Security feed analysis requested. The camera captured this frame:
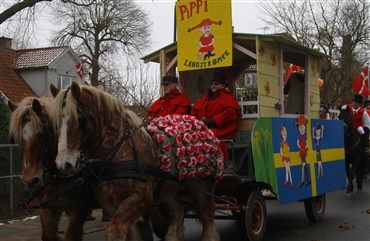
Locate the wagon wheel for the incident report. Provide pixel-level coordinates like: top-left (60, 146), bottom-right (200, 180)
top-left (237, 190), bottom-right (267, 241)
top-left (150, 204), bottom-right (169, 240)
top-left (304, 194), bottom-right (326, 222)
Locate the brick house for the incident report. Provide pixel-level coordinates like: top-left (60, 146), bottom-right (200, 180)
top-left (0, 37), bottom-right (86, 103)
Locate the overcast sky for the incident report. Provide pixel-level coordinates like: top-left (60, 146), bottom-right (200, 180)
top-left (28, 0), bottom-right (266, 55)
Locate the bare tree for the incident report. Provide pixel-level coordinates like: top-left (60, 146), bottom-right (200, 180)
top-left (0, 1), bottom-right (96, 49)
top-left (0, 0), bottom-right (50, 25)
top-left (121, 56), bottom-right (159, 109)
top-left (50, 0), bottom-right (152, 87)
top-left (259, 0), bottom-right (370, 106)
top-left (90, 51), bottom-right (159, 114)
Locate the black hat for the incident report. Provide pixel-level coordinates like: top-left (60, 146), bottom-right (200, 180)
top-left (162, 76), bottom-right (178, 85)
top-left (353, 94), bottom-right (363, 104)
top-left (364, 100), bottom-right (370, 106)
top-left (211, 71), bottom-right (228, 87)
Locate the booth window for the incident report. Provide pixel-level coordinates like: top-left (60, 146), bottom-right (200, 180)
top-left (281, 47), bottom-right (309, 116)
top-left (235, 64), bottom-right (259, 118)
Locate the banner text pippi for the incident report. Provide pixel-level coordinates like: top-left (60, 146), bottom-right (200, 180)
top-left (178, 0), bottom-right (208, 21)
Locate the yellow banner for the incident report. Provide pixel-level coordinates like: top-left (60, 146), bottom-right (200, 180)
top-left (176, 0), bottom-right (233, 71)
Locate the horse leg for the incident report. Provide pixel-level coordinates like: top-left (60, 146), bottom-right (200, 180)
top-left (39, 208), bottom-right (63, 241)
top-left (345, 158), bottom-right (355, 195)
top-left (64, 208), bottom-right (89, 241)
top-left (196, 181), bottom-right (220, 241)
top-left (356, 155), bottom-right (367, 193)
top-left (164, 197), bottom-right (185, 241)
top-left (126, 216), bottom-right (153, 241)
top-left (105, 194), bottom-right (152, 241)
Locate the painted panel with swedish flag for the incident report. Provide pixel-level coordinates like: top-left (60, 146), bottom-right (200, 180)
top-left (176, 0), bottom-right (233, 71)
top-left (252, 117), bottom-right (346, 205)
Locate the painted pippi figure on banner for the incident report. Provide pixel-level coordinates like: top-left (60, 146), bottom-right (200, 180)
top-left (296, 115), bottom-right (311, 188)
top-left (188, 18), bottom-right (222, 61)
top-left (313, 123), bottom-right (325, 179)
top-left (280, 125), bottom-right (294, 188)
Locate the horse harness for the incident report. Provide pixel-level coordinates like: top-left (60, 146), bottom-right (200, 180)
top-left (22, 92), bottom-right (229, 209)
top-left (65, 93), bottom-right (179, 195)
top-left (67, 96), bottom-right (224, 202)
top-left (20, 106), bottom-right (89, 209)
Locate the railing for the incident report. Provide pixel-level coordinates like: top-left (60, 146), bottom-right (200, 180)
top-left (329, 108), bottom-right (340, 120)
top-left (238, 96), bottom-right (259, 119)
top-left (0, 144), bottom-right (34, 220)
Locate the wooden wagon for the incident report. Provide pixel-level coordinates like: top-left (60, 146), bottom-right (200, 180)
top-left (142, 33), bottom-right (347, 241)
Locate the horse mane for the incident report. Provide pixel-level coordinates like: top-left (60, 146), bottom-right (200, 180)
top-left (51, 88), bottom-right (71, 130)
top-left (52, 84), bottom-right (148, 135)
top-left (9, 96), bottom-right (53, 144)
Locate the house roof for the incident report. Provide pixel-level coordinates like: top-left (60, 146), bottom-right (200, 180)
top-left (15, 46), bottom-right (68, 69)
top-left (0, 45), bottom-right (80, 103)
top-left (0, 49), bottom-right (37, 103)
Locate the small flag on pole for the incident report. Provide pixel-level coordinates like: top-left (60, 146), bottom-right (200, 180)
top-left (352, 65), bottom-right (370, 95)
top-left (75, 59), bottom-right (85, 79)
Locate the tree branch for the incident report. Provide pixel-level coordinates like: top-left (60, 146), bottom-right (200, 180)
top-left (0, 0), bottom-right (51, 25)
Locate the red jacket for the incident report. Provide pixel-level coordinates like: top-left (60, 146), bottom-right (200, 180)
top-left (191, 89), bottom-right (241, 159)
top-left (346, 104), bottom-right (365, 130)
top-left (148, 89), bottom-right (191, 118)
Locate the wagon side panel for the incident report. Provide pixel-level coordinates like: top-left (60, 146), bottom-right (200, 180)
top-left (256, 37), bottom-right (280, 118)
top-left (252, 117), bottom-right (346, 204)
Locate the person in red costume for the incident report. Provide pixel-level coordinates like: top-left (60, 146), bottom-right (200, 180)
top-left (342, 94), bottom-right (370, 154)
top-left (191, 71), bottom-right (241, 161)
top-left (147, 75), bottom-right (191, 118)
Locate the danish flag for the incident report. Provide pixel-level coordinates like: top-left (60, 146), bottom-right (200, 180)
top-left (75, 59), bottom-right (85, 79)
top-left (352, 65), bottom-right (370, 95)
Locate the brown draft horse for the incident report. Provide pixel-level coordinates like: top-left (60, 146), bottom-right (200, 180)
top-left (8, 96), bottom-right (91, 241)
top-left (51, 82), bottom-right (221, 241)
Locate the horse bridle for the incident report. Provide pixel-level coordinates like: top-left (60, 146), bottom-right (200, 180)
top-left (19, 107), bottom-right (68, 208)
top-left (19, 107), bottom-right (58, 178)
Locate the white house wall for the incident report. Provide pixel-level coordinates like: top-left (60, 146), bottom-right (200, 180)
top-left (19, 50), bottom-right (84, 98)
top-left (19, 69), bottom-right (49, 97)
top-left (50, 50), bottom-right (85, 86)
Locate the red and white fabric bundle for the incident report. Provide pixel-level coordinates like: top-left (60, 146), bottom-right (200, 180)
top-left (146, 115), bottom-right (224, 181)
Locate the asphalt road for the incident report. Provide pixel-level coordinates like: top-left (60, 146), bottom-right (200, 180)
top-left (84, 177), bottom-right (370, 241)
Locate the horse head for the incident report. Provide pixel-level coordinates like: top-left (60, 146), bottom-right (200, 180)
top-left (51, 82), bottom-right (144, 175)
top-left (337, 106), bottom-right (353, 136)
top-left (8, 96), bottom-right (57, 188)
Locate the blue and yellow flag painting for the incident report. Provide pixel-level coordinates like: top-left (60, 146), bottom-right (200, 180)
top-left (176, 0), bottom-right (233, 71)
top-left (252, 117), bottom-right (346, 204)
